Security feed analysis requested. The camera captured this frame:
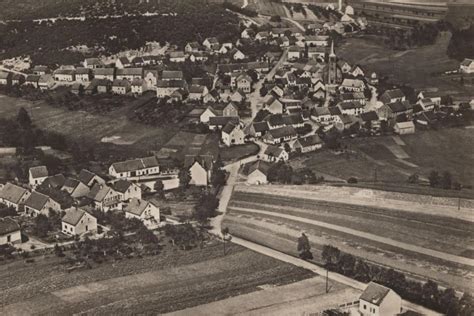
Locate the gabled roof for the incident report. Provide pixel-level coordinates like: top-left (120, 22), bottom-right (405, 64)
top-left (86, 184), bottom-right (112, 202)
top-left (0, 71), bottom-right (11, 79)
top-left (264, 114), bottom-right (285, 127)
top-left (78, 169), bottom-right (97, 185)
top-left (94, 68), bottom-right (115, 76)
top-left (156, 79), bottom-right (186, 88)
top-left (184, 155), bottom-right (213, 171)
top-left (76, 67), bottom-right (90, 75)
top-left (248, 160), bottom-right (271, 176)
top-left (29, 166), bottom-right (48, 179)
top-left (298, 135), bottom-right (322, 147)
top-left (222, 121), bottom-right (239, 134)
top-left (62, 207), bottom-right (89, 226)
top-left (112, 79), bottom-right (131, 87)
top-left (24, 191), bottom-right (50, 211)
top-left (359, 282), bottom-right (392, 306)
top-left (282, 114), bottom-right (304, 125)
top-left (62, 178), bottom-right (80, 190)
top-left (111, 156), bottom-right (159, 174)
top-left (395, 121), bottom-right (415, 129)
top-left (267, 126), bottom-right (297, 139)
top-left (461, 58), bottom-right (474, 66)
top-left (118, 57), bottom-right (130, 65)
top-left (387, 100), bottom-right (411, 113)
top-left (339, 101), bottom-right (364, 110)
top-left (360, 111), bottom-right (379, 122)
top-left (264, 145), bottom-right (285, 157)
top-left (124, 198), bottom-right (156, 216)
top-left (252, 121), bottom-right (270, 133)
top-left (116, 68), bottom-right (143, 76)
top-left (0, 218), bottom-right (20, 235)
top-left (209, 116), bottom-right (239, 126)
top-left (381, 88), bottom-right (405, 101)
top-left (26, 74), bottom-right (41, 82)
top-left (170, 51), bottom-right (185, 58)
top-left (42, 174), bottom-right (66, 189)
top-left (112, 179), bottom-right (134, 193)
top-left (85, 58), bottom-right (102, 66)
top-left (0, 183), bottom-right (28, 204)
top-left (189, 85), bottom-right (206, 94)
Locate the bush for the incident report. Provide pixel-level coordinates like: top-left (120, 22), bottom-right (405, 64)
top-left (347, 177), bottom-right (358, 184)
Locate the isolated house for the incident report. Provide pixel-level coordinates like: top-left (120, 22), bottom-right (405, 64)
top-left (184, 155), bottom-right (213, 186)
top-left (62, 207), bottom-right (97, 236)
top-left (460, 58), bottom-right (474, 73)
top-left (247, 160), bottom-right (271, 185)
top-left (359, 282), bottom-right (402, 316)
top-left (0, 183), bottom-right (30, 211)
top-left (394, 121), bottom-right (415, 135)
top-left (221, 121), bottom-right (245, 147)
top-left (0, 218), bottom-right (21, 245)
top-left (0, 71), bottom-right (12, 85)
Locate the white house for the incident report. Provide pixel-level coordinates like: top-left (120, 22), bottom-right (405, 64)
top-left (86, 184), bottom-right (122, 212)
top-left (0, 183), bottom-right (30, 211)
top-left (0, 218), bottom-right (21, 245)
top-left (109, 156), bottom-right (160, 179)
top-left (394, 121), bottom-right (415, 135)
top-left (124, 198), bottom-right (160, 228)
top-left (62, 208), bottom-right (97, 236)
top-left (359, 282), bottom-right (402, 316)
top-left (247, 160), bottom-right (271, 185)
top-left (78, 169), bottom-right (106, 187)
top-left (131, 79), bottom-right (146, 95)
top-left (116, 57), bottom-right (131, 69)
top-left (111, 79), bottom-right (131, 95)
top-left (61, 178), bottom-right (90, 198)
top-left (184, 155), bottom-right (213, 186)
top-left (263, 145), bottom-right (289, 162)
top-left (221, 121), bottom-right (245, 147)
top-left (460, 58), bottom-right (474, 73)
top-left (292, 135), bottom-right (323, 153)
top-left (112, 179), bottom-right (142, 202)
top-left (29, 166), bottom-right (48, 188)
top-left (24, 191), bottom-right (61, 217)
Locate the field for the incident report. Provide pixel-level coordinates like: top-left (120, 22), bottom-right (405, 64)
top-left (0, 242), bottom-right (314, 314)
top-left (220, 143), bottom-right (260, 162)
top-left (294, 128), bottom-right (474, 190)
top-left (338, 32), bottom-right (473, 96)
top-left (223, 185), bottom-right (474, 293)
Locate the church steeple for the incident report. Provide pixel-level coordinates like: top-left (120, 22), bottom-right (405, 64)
top-left (330, 40), bottom-right (336, 58)
top-left (328, 41), bottom-right (337, 85)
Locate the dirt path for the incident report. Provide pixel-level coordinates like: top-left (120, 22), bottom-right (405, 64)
top-left (230, 206), bottom-right (474, 267)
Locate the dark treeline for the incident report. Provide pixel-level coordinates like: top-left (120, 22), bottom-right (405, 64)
top-left (447, 25), bottom-right (474, 61)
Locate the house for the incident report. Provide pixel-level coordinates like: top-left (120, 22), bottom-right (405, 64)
top-left (61, 178), bottom-right (90, 198)
top-left (38, 74), bottom-right (55, 91)
top-left (188, 85), bottom-right (208, 101)
top-left (11, 74), bottom-right (25, 86)
top-left (70, 82), bottom-right (83, 95)
top-left (200, 106), bottom-right (220, 124)
top-left (256, 31), bottom-right (270, 41)
top-left (230, 90), bottom-right (245, 103)
top-left (265, 96), bottom-right (284, 114)
top-left (124, 198), bottom-right (160, 228)
top-left (460, 58), bottom-right (474, 73)
top-left (32, 65), bottom-right (49, 75)
top-left (360, 111), bottom-right (380, 129)
top-left (339, 78), bottom-right (365, 92)
top-left (224, 102), bottom-right (239, 117)
top-left (184, 155), bottom-right (213, 186)
top-left (42, 174), bottom-right (67, 190)
top-left (263, 145), bottom-right (289, 162)
top-left (24, 191), bottom-right (61, 217)
top-left (334, 114), bottom-right (357, 131)
top-left (359, 282), bottom-right (402, 316)
top-left (185, 41), bottom-right (202, 53)
top-left (132, 57), bottom-right (145, 67)
top-left (189, 52), bottom-right (208, 63)
top-left (53, 69), bottom-right (75, 82)
top-left (75, 67), bottom-right (91, 82)
top-left (417, 98), bottom-right (436, 111)
top-left (415, 111), bottom-right (438, 127)
top-left (378, 100), bottom-right (413, 122)
top-left (282, 114), bottom-right (305, 128)
top-left (78, 169), bottom-right (106, 187)
top-left (338, 60), bottom-right (353, 73)
top-left (341, 92), bottom-right (367, 105)
top-left (25, 75), bottom-right (41, 88)
top-left (0, 183), bottom-right (30, 211)
top-left (416, 91), bottom-right (441, 105)
top-left (62, 207), bottom-right (97, 236)
top-left (292, 135), bottom-right (323, 153)
top-left (116, 68), bottom-right (143, 81)
top-left (161, 70), bottom-right (183, 81)
top-left (394, 121), bottom-right (415, 135)
top-left (94, 79), bottom-right (112, 94)
top-left (116, 57), bottom-right (131, 69)
top-left (112, 179), bottom-right (142, 202)
top-left (29, 166), bottom-right (48, 188)
top-left (86, 183), bottom-right (122, 212)
top-left (0, 71), bottom-right (12, 85)
top-left (247, 160), bottom-right (271, 185)
top-left (203, 37), bottom-right (220, 50)
top-left (169, 51), bottom-right (186, 63)
top-left (209, 116), bottom-right (240, 130)
top-left (222, 121), bottom-right (245, 147)
top-left (288, 46), bottom-right (303, 61)
top-left (0, 218), bottom-right (21, 245)
top-left (241, 28), bottom-right (254, 39)
top-left (338, 101), bottom-right (365, 116)
top-left (264, 114), bottom-right (286, 130)
top-left (203, 90), bottom-right (220, 104)
top-left (144, 70), bottom-right (158, 90)
top-left (230, 48), bottom-right (246, 61)
top-left (308, 46), bottom-right (326, 60)
top-left (111, 79), bottom-right (131, 95)
top-left (84, 58), bottom-right (103, 69)
top-left (351, 65), bottom-right (365, 77)
top-left (380, 89), bottom-right (406, 104)
top-left (236, 73), bottom-right (252, 93)
top-left (109, 156), bottom-right (160, 179)
top-left (94, 68), bottom-right (115, 81)
top-left (131, 79), bottom-right (146, 95)
top-left (262, 126), bottom-right (297, 145)
top-left (305, 35), bottom-right (329, 47)
top-left (245, 121), bottom-right (270, 138)
top-left (156, 79), bottom-right (187, 98)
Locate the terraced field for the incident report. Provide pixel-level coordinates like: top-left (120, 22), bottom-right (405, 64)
top-left (223, 186), bottom-right (474, 292)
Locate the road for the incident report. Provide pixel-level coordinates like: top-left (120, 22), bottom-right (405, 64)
top-left (0, 66), bottom-right (27, 76)
top-left (241, 0), bottom-right (249, 9)
top-left (248, 48), bottom-right (288, 120)
top-left (282, 17), bottom-right (305, 32)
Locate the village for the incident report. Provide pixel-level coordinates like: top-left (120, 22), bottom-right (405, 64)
top-left (0, 0), bottom-right (473, 315)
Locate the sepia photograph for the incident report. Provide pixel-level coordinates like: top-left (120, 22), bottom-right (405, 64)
top-left (0, 0), bottom-right (473, 315)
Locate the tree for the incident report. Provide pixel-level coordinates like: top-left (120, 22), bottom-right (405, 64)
top-left (17, 107), bottom-right (32, 129)
top-left (154, 180), bottom-right (165, 198)
top-left (259, 86), bottom-right (268, 97)
top-left (428, 170), bottom-right (440, 188)
top-left (441, 171), bottom-right (452, 190)
top-left (422, 280), bottom-right (440, 309)
top-left (221, 227), bottom-right (231, 255)
top-left (179, 169), bottom-right (191, 189)
top-left (194, 193), bottom-right (219, 225)
top-left (164, 223), bottom-right (198, 250)
top-left (297, 233), bottom-right (313, 259)
top-left (212, 169), bottom-right (227, 188)
top-left (321, 245), bottom-right (341, 269)
top-left (407, 173), bottom-right (419, 184)
top-left (33, 214), bottom-right (51, 238)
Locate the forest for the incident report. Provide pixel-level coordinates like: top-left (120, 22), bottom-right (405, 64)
top-left (0, 1), bottom-right (240, 66)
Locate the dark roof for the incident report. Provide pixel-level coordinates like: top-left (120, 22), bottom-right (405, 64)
top-left (112, 180), bottom-right (133, 193)
top-left (267, 126), bottom-right (297, 139)
top-left (222, 122), bottom-right (239, 134)
top-left (29, 166), bottom-right (48, 179)
top-left (388, 100), bottom-right (411, 113)
top-left (78, 169), bottom-right (95, 185)
top-left (282, 114), bottom-right (304, 125)
top-left (360, 111), bottom-right (379, 122)
top-left (248, 160), bottom-right (271, 176)
top-left (253, 121), bottom-right (270, 133)
top-left (124, 198), bottom-right (154, 216)
top-left (116, 68), bottom-right (143, 76)
top-left (94, 68), bottom-right (115, 76)
top-left (24, 191), bottom-right (49, 211)
top-left (184, 155), bottom-right (213, 171)
top-left (156, 79), bottom-right (186, 88)
top-left (329, 107), bottom-right (342, 115)
top-left (111, 156), bottom-right (159, 173)
top-left (62, 208), bottom-right (88, 226)
top-left (382, 89), bottom-right (405, 102)
top-left (359, 282), bottom-right (392, 306)
top-left (264, 114), bottom-right (284, 127)
top-left (339, 101), bottom-right (364, 110)
top-left (264, 145), bottom-right (285, 157)
top-left (298, 135), bottom-right (322, 147)
top-left (62, 178), bottom-right (80, 190)
top-left (86, 184), bottom-right (112, 202)
top-left (162, 70), bottom-right (183, 80)
top-left (0, 183), bottom-right (28, 204)
top-left (209, 116), bottom-right (239, 126)
top-left (0, 218), bottom-right (20, 235)
top-left (43, 174), bottom-right (66, 189)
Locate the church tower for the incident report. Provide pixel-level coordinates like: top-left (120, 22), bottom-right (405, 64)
top-left (328, 41), bottom-right (337, 85)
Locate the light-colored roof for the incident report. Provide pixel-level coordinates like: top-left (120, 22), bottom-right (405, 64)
top-left (62, 208), bottom-right (88, 226)
top-left (29, 166), bottom-right (48, 179)
top-left (24, 191), bottom-right (50, 211)
top-left (111, 156), bottom-right (159, 174)
top-left (124, 198), bottom-right (154, 216)
top-left (0, 183), bottom-right (28, 204)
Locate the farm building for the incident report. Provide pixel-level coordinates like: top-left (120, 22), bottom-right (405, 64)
top-left (0, 218), bottom-right (21, 245)
top-left (0, 183), bottom-right (30, 211)
top-left (394, 121), bottom-right (415, 135)
top-left (247, 160), bottom-right (271, 185)
top-left (109, 157), bottom-right (160, 179)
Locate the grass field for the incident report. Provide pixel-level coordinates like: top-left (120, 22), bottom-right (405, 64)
top-left (338, 32), bottom-right (472, 96)
top-left (223, 186), bottom-right (474, 292)
top-left (0, 242), bottom-right (314, 314)
top-left (220, 143), bottom-right (260, 162)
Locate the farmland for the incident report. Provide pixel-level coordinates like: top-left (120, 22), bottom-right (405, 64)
top-left (223, 185), bottom-right (474, 293)
top-left (0, 242), bottom-right (314, 314)
top-left (338, 32), bottom-right (472, 96)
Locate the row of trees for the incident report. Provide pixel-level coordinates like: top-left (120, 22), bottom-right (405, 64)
top-left (428, 170), bottom-right (462, 190)
top-left (267, 162), bottom-right (324, 185)
top-left (321, 245), bottom-right (473, 315)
